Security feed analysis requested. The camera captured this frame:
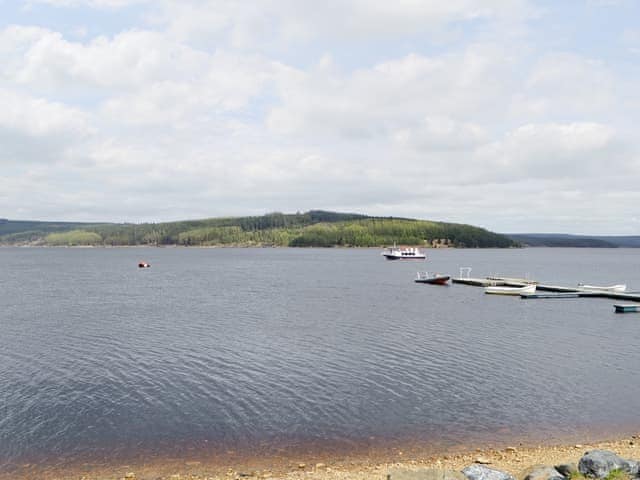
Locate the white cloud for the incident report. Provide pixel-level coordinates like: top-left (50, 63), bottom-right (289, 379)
top-left (0, 88), bottom-right (90, 137)
top-left (268, 45), bottom-right (516, 139)
top-left (100, 52), bottom-right (288, 126)
top-left (470, 122), bottom-right (623, 183)
top-left (27, 0), bottom-right (148, 8)
top-left (0, 26), bottom-right (209, 91)
top-left (393, 117), bottom-right (487, 151)
top-left (511, 53), bottom-right (615, 119)
top-left (0, 94), bottom-right (92, 178)
top-left (623, 28), bottom-right (640, 55)
top-left (0, 0), bottom-right (638, 234)
top-left (150, 0), bottom-right (534, 50)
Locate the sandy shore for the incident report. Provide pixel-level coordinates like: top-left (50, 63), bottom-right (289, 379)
top-left (5, 435), bottom-right (640, 480)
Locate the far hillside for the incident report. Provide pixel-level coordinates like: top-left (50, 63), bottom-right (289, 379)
top-left (0, 211), bottom-right (516, 248)
top-left (508, 233), bottom-right (640, 248)
top-left (0, 219), bottom-right (109, 244)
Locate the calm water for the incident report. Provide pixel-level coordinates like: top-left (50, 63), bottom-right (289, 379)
top-left (1, 247), bottom-right (640, 470)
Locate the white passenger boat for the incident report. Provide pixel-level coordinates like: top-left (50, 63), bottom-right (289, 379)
top-left (484, 284), bottom-right (536, 296)
top-left (578, 284), bottom-right (627, 292)
top-left (381, 245), bottom-right (426, 260)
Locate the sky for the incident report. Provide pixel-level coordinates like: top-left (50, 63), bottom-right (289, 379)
top-left (1, 0), bottom-right (639, 234)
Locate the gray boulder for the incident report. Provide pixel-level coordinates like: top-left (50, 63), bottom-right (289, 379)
top-left (554, 464), bottom-right (578, 478)
top-left (520, 465), bottom-right (565, 480)
top-left (578, 450), bottom-right (638, 478)
top-left (462, 465), bottom-right (515, 480)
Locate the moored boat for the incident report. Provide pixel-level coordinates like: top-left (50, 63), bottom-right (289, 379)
top-left (614, 304), bottom-right (640, 313)
top-left (415, 272), bottom-right (450, 285)
top-left (382, 245), bottom-right (426, 260)
top-left (484, 284), bottom-right (536, 296)
top-left (578, 283), bottom-right (626, 292)
top-left (138, 262), bottom-right (151, 268)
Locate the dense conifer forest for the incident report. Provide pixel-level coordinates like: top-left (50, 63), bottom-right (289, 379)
top-left (0, 211), bottom-right (517, 248)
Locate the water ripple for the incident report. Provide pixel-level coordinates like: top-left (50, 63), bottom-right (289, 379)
top-left (2, 247), bottom-right (640, 468)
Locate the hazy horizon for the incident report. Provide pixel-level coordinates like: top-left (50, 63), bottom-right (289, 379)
top-left (3, 211), bottom-right (640, 237)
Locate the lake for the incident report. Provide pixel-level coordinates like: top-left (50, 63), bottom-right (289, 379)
top-left (1, 247), bottom-right (640, 471)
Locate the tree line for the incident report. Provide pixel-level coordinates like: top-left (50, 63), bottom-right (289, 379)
top-left (0, 211), bottom-right (517, 248)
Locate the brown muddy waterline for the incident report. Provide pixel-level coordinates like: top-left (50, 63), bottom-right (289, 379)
top-left (5, 423), bottom-right (640, 480)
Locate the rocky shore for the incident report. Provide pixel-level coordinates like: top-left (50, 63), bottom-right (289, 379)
top-left (5, 436), bottom-right (640, 480)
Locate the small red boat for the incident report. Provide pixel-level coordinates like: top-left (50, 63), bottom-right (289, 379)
top-left (138, 262), bottom-right (151, 268)
top-left (415, 272), bottom-right (450, 285)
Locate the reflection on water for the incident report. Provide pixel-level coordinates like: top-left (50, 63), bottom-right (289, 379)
top-left (1, 247), bottom-right (640, 470)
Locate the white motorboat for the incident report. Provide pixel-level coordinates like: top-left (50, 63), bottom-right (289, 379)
top-left (415, 272), bottom-right (450, 285)
top-left (381, 245), bottom-right (426, 260)
top-left (484, 284), bottom-right (536, 296)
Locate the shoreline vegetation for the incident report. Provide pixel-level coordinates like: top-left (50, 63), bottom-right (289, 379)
top-left (0, 211), bottom-right (517, 248)
top-left (4, 435), bottom-right (640, 480)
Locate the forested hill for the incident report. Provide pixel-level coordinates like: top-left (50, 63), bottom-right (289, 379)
top-left (507, 233), bottom-right (640, 248)
top-left (0, 211), bottom-right (516, 248)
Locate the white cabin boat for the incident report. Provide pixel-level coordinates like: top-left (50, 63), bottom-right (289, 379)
top-left (381, 245), bottom-right (426, 260)
top-left (578, 284), bottom-right (626, 292)
top-left (484, 284), bottom-right (536, 296)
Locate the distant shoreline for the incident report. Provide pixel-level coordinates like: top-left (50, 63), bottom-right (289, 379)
top-left (0, 243), bottom-right (635, 249)
top-left (0, 243), bottom-right (458, 249)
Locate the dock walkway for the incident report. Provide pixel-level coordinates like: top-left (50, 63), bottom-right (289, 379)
top-left (452, 276), bottom-right (640, 303)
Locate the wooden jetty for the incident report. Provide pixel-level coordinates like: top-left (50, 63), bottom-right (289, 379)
top-left (452, 277), bottom-right (509, 287)
top-left (521, 292), bottom-right (585, 299)
top-left (534, 284), bottom-right (580, 293)
top-left (452, 277), bottom-right (562, 289)
top-left (452, 275), bottom-right (640, 303)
